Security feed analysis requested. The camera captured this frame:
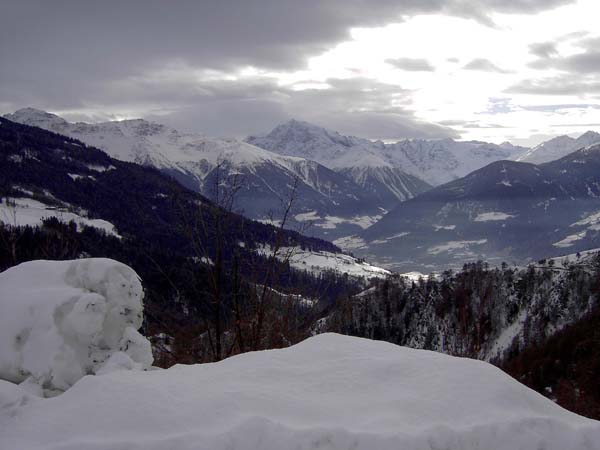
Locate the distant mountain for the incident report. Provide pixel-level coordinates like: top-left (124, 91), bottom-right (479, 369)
top-left (248, 119), bottom-right (526, 186)
top-left (516, 131), bottom-right (600, 165)
top-left (4, 109), bottom-right (399, 240)
top-left (348, 144), bottom-right (600, 271)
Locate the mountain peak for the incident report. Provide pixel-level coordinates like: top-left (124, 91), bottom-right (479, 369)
top-left (4, 107), bottom-right (68, 127)
top-left (576, 130), bottom-right (600, 144)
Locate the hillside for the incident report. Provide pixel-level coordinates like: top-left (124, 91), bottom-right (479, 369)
top-left (0, 118), bottom-right (382, 360)
top-left (352, 147), bottom-right (600, 271)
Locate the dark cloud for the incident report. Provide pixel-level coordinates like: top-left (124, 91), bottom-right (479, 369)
top-left (463, 58), bottom-right (512, 74)
top-left (528, 36), bottom-right (600, 73)
top-left (529, 42), bottom-right (558, 58)
top-left (135, 76), bottom-right (459, 139)
top-left (0, 0), bottom-right (578, 138)
top-left (386, 58), bottom-right (435, 72)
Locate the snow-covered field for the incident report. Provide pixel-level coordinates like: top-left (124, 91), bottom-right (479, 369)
top-left (0, 259), bottom-right (152, 395)
top-left (474, 211), bottom-right (515, 222)
top-left (294, 210), bottom-right (383, 230)
top-left (0, 197), bottom-right (120, 237)
top-left (428, 239), bottom-right (487, 255)
top-left (258, 245), bottom-right (390, 279)
top-left (2, 333), bottom-right (599, 450)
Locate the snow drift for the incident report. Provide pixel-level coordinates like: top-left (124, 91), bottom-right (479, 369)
top-left (0, 258), bottom-right (152, 395)
top-left (1, 333), bottom-right (599, 450)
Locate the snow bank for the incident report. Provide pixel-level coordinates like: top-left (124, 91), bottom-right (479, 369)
top-left (0, 258), bottom-right (152, 395)
top-left (1, 333), bottom-right (599, 450)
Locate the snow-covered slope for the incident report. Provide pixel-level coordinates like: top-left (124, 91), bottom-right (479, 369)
top-left (0, 259), bottom-right (152, 395)
top-left (0, 197), bottom-right (120, 237)
top-left (248, 120), bottom-right (526, 186)
top-left (4, 109), bottom-right (398, 239)
top-left (517, 131), bottom-right (600, 165)
top-left (1, 333), bottom-right (598, 450)
top-left (257, 244), bottom-right (390, 279)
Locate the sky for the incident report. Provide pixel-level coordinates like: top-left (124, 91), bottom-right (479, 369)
top-left (1, 0), bottom-right (600, 146)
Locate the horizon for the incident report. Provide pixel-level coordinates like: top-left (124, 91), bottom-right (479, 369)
top-left (4, 106), bottom-right (599, 149)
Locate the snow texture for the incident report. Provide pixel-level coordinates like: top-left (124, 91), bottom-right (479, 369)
top-left (248, 119), bottom-right (526, 185)
top-left (1, 197), bottom-right (120, 237)
top-left (1, 333), bottom-right (598, 450)
top-left (258, 245), bottom-right (390, 279)
top-left (0, 259), bottom-right (152, 395)
top-left (517, 131), bottom-right (600, 165)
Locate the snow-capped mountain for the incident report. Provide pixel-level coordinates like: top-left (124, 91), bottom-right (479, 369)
top-left (4, 109), bottom-right (397, 239)
top-left (516, 131), bottom-right (600, 165)
top-left (248, 119), bottom-right (526, 186)
top-left (347, 144), bottom-right (600, 271)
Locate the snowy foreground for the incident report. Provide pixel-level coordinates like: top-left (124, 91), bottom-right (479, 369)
top-left (1, 260), bottom-right (599, 449)
top-left (2, 332), bottom-right (600, 450)
top-left (0, 259), bottom-right (152, 395)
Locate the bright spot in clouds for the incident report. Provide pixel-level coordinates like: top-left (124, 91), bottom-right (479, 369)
top-left (272, 0), bottom-right (600, 145)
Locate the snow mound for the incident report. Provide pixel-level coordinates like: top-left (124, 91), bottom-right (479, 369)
top-left (0, 259), bottom-right (152, 395)
top-left (1, 333), bottom-right (599, 450)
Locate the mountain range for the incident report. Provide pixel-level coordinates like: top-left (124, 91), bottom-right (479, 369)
top-left (516, 131), bottom-right (600, 165)
top-left (5, 108), bottom-right (600, 260)
top-left (347, 145), bottom-right (600, 271)
top-left (4, 109), bottom-right (429, 240)
top-left (247, 119), bottom-right (528, 186)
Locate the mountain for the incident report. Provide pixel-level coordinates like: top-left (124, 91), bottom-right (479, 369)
top-left (247, 119), bottom-right (526, 186)
top-left (349, 144), bottom-right (600, 271)
top-left (4, 109), bottom-right (391, 240)
top-left (0, 117), bottom-right (387, 341)
top-left (517, 131), bottom-right (600, 165)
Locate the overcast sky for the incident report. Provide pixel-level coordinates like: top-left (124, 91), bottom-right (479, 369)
top-left (1, 0), bottom-right (599, 145)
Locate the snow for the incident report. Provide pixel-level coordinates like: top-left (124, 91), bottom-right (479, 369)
top-left (372, 232), bottom-right (411, 245)
top-left (248, 120), bottom-right (526, 186)
top-left (474, 211), bottom-right (515, 222)
top-left (434, 224), bottom-right (456, 230)
top-left (295, 212), bottom-right (384, 230)
top-left (486, 309), bottom-right (528, 362)
top-left (0, 259), bottom-right (152, 395)
top-left (428, 239), bottom-right (488, 255)
top-left (0, 197), bottom-right (120, 237)
top-left (517, 131), bottom-right (600, 164)
top-left (333, 234), bottom-right (368, 250)
top-left (257, 245), bottom-right (390, 279)
top-left (400, 271), bottom-right (429, 281)
top-left (1, 333), bottom-right (599, 450)
top-left (573, 210), bottom-right (600, 227)
top-left (294, 210), bottom-right (319, 222)
top-left (4, 108), bottom-right (307, 179)
top-left (553, 231), bottom-right (588, 248)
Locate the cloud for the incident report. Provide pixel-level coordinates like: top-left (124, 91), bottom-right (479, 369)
top-left (0, 0), bottom-right (579, 140)
top-left (529, 42), bottom-right (558, 58)
top-left (521, 103), bottom-right (600, 112)
top-left (506, 77), bottom-right (600, 95)
top-left (463, 58), bottom-right (512, 74)
top-left (142, 76), bottom-right (459, 140)
top-left (386, 58), bottom-right (435, 71)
